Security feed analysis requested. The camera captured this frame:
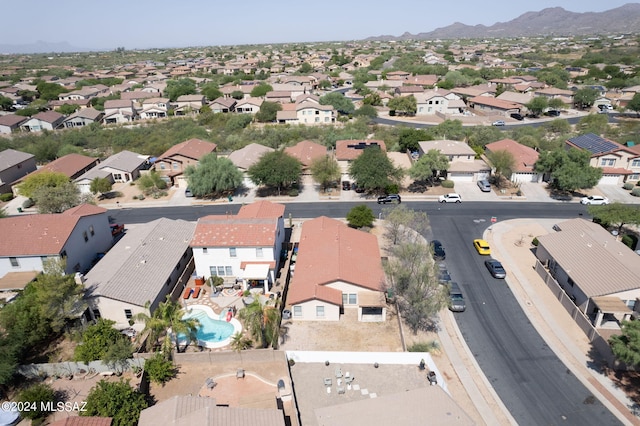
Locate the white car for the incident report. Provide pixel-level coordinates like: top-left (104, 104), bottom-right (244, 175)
top-left (580, 195), bottom-right (609, 205)
top-left (438, 193), bottom-right (462, 203)
top-left (492, 120), bottom-right (505, 126)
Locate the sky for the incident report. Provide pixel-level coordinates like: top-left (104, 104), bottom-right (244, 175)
top-left (2, 0), bottom-right (635, 51)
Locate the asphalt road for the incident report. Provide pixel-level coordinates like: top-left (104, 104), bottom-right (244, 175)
top-left (109, 201), bottom-right (620, 424)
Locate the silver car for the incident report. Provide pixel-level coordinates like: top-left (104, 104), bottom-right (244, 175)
top-left (477, 179), bottom-right (491, 192)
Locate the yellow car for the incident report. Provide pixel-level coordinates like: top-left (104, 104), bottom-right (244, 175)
top-left (473, 239), bottom-right (491, 255)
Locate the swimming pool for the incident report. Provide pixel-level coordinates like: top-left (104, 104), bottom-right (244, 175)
top-left (180, 305), bottom-right (242, 349)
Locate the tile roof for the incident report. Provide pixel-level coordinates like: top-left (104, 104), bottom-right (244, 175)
top-left (84, 218), bottom-right (196, 306)
top-left (538, 218), bottom-right (640, 297)
top-left (0, 204), bottom-right (106, 257)
top-left (31, 110), bottom-right (64, 123)
top-left (485, 139), bottom-right (539, 173)
top-left (284, 140), bottom-right (327, 167)
top-left (33, 153), bottom-right (98, 178)
top-left (0, 149), bottom-right (34, 170)
top-left (335, 140), bottom-right (386, 161)
top-left (287, 217), bottom-right (385, 305)
top-left (237, 200), bottom-right (285, 219)
top-left (469, 96), bottom-right (521, 110)
top-left (48, 416), bottom-right (112, 426)
top-left (227, 143), bottom-right (274, 170)
top-left (98, 150), bottom-right (148, 172)
top-left (158, 138), bottom-right (217, 161)
top-left (191, 216), bottom-right (279, 248)
top-left (418, 140), bottom-right (475, 156)
top-left (0, 114), bottom-right (27, 127)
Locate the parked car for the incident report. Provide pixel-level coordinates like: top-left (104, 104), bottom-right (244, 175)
top-left (510, 113), bottom-right (524, 121)
top-left (352, 183), bottom-right (365, 193)
top-left (438, 268), bottom-right (452, 284)
top-left (492, 120), bottom-right (505, 126)
top-left (580, 195), bottom-right (609, 205)
top-left (473, 239), bottom-right (491, 255)
top-left (342, 181), bottom-right (351, 191)
top-left (546, 110), bottom-right (561, 117)
top-left (438, 193), bottom-right (462, 203)
top-left (484, 259), bottom-right (506, 279)
top-left (448, 282), bottom-right (466, 312)
top-left (110, 223), bottom-right (125, 237)
top-left (477, 179), bottom-right (491, 192)
top-left (377, 194), bottom-right (401, 204)
top-left (431, 240), bottom-right (446, 260)
top-left (598, 104), bottom-right (613, 111)
top-left (185, 188), bottom-right (193, 197)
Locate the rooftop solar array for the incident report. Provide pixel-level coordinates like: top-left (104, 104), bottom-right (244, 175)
top-left (568, 133), bottom-right (619, 154)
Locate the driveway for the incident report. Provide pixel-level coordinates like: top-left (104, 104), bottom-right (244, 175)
top-left (597, 184), bottom-right (639, 204)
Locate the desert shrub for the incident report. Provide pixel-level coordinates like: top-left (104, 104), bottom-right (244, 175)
top-left (22, 198), bottom-right (35, 208)
top-left (632, 188), bottom-right (640, 197)
top-left (623, 183), bottom-right (634, 190)
top-left (407, 341), bottom-right (440, 352)
top-left (621, 234), bottom-right (638, 250)
top-left (532, 237), bottom-right (539, 246)
top-left (288, 189), bottom-right (298, 197)
top-left (0, 193), bottom-right (13, 202)
top-left (385, 184), bottom-right (399, 194)
top-left (441, 180), bottom-right (455, 188)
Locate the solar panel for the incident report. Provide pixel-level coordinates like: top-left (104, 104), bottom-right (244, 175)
top-left (568, 133), bottom-right (619, 154)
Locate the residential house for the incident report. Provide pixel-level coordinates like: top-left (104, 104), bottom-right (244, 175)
top-left (395, 86), bottom-right (424, 96)
top-left (406, 74), bottom-right (439, 87)
top-left (84, 218), bottom-right (196, 327)
top-left (286, 216), bottom-right (387, 322)
top-left (75, 150), bottom-right (149, 193)
top-left (284, 140), bottom-right (327, 171)
top-left (0, 149), bottom-right (37, 194)
top-left (496, 91), bottom-right (533, 109)
top-left (154, 138), bottom-right (217, 187)
top-left (566, 133), bottom-right (640, 184)
top-left (191, 201), bottom-right (286, 293)
top-left (174, 95), bottom-right (206, 116)
top-left (62, 107), bottom-right (104, 128)
top-left (0, 114), bottom-right (27, 134)
top-left (485, 139), bottom-right (540, 183)
top-left (138, 97), bottom-right (170, 120)
top-left (414, 91), bottom-right (465, 116)
top-left (235, 97), bottom-right (263, 114)
top-left (467, 96), bottom-right (521, 116)
top-left (120, 91), bottom-right (158, 103)
top-left (417, 140), bottom-right (490, 182)
top-left (20, 111), bottom-right (65, 132)
top-left (27, 153), bottom-right (99, 181)
top-left (209, 97), bottom-right (237, 113)
top-left (227, 143), bottom-right (274, 188)
top-left (535, 218), bottom-right (639, 330)
top-left (266, 91), bottom-right (294, 104)
top-left (58, 86), bottom-right (107, 101)
top-left (533, 87), bottom-right (574, 106)
top-left (276, 101), bottom-right (335, 125)
top-left (335, 139), bottom-right (386, 177)
top-left (0, 204), bottom-right (112, 278)
top-left (103, 100), bottom-right (137, 124)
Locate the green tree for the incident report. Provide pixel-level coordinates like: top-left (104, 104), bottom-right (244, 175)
top-left (90, 177), bottom-right (113, 195)
top-left (398, 128), bottom-right (429, 153)
top-left (133, 295), bottom-right (199, 356)
top-left (346, 204), bottom-right (375, 228)
top-left (408, 149), bottom-right (449, 186)
top-left (18, 171), bottom-right (69, 199)
top-left (201, 83), bottom-right (222, 101)
top-left (32, 181), bottom-right (81, 213)
top-left (383, 205), bottom-right (430, 245)
top-left (349, 147), bottom-right (403, 193)
top-left (552, 159), bottom-right (602, 192)
top-left (255, 101), bottom-right (282, 122)
top-left (74, 319), bottom-right (127, 364)
top-left (548, 97), bottom-right (565, 111)
top-left (319, 92), bottom-right (355, 115)
top-left (56, 103), bottom-right (79, 115)
top-left (0, 95), bottom-right (13, 111)
top-left (250, 83), bottom-right (273, 98)
top-left (388, 95), bottom-right (417, 116)
top-left (576, 114), bottom-right (609, 135)
top-left (610, 320), bottom-right (640, 368)
top-left (36, 81), bottom-right (69, 101)
top-left (82, 379), bottom-right (149, 426)
top-left (525, 96), bottom-right (548, 117)
top-left (225, 114), bottom-right (253, 132)
top-left (298, 62), bottom-right (313, 74)
top-left (136, 171), bottom-right (167, 197)
top-left (164, 78), bottom-right (196, 102)
top-left (247, 151), bottom-right (302, 195)
top-left (353, 104), bottom-right (378, 119)
top-left (17, 383), bottom-right (55, 421)
top-left (587, 203), bottom-right (640, 234)
top-left (143, 352), bottom-right (176, 384)
top-left (310, 155), bottom-right (341, 192)
top-left (626, 93), bottom-right (640, 117)
top-left (184, 153), bottom-right (243, 197)
top-left (229, 332), bottom-right (253, 352)
top-left (486, 150), bottom-right (516, 188)
top-left (237, 299), bottom-right (281, 348)
top-left (231, 90), bottom-right (245, 100)
top-left (573, 88), bottom-right (599, 110)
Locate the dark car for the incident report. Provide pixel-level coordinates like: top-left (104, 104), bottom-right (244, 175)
top-left (431, 240), bottom-right (446, 260)
top-left (342, 181), bottom-right (351, 191)
top-left (438, 268), bottom-right (452, 284)
top-left (377, 194), bottom-right (401, 204)
top-left (510, 113), bottom-right (524, 121)
top-left (484, 259), bottom-right (506, 279)
top-left (110, 223), bottom-right (125, 237)
top-left (448, 282), bottom-right (466, 312)
top-left (546, 110), bottom-right (561, 117)
top-left (352, 183), bottom-right (365, 193)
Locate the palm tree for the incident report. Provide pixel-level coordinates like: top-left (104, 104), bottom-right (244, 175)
top-left (237, 299), bottom-right (281, 348)
top-left (133, 295), bottom-right (199, 357)
top-left (229, 332), bottom-right (253, 352)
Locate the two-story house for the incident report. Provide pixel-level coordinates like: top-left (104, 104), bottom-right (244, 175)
top-left (0, 149), bottom-right (37, 194)
top-left (335, 140), bottom-right (387, 178)
top-left (415, 90), bottom-right (466, 116)
top-left (485, 139), bottom-right (541, 183)
top-left (417, 140), bottom-right (490, 182)
top-left (191, 201), bottom-right (286, 293)
top-left (103, 100), bottom-right (137, 124)
top-left (173, 95), bottom-right (206, 116)
top-left (154, 138), bottom-right (217, 187)
top-left (566, 133), bottom-right (640, 185)
top-left (138, 97), bottom-right (170, 120)
top-left (0, 204), bottom-right (112, 278)
top-left (276, 101), bottom-right (336, 125)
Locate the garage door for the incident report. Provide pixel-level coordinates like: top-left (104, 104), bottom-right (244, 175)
top-left (599, 175), bottom-right (620, 185)
top-left (449, 172), bottom-right (474, 182)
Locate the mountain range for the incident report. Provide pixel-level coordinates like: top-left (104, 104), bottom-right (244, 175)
top-left (366, 3), bottom-right (640, 41)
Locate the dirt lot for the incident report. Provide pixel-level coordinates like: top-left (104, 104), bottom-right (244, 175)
top-left (95, 181), bottom-right (176, 206)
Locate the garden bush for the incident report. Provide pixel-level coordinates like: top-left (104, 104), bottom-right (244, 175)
top-left (441, 180), bottom-right (455, 188)
top-left (623, 182), bottom-right (634, 190)
top-left (22, 198), bottom-right (35, 208)
top-left (407, 341), bottom-right (440, 353)
top-left (385, 184), bottom-right (399, 195)
top-left (0, 193), bottom-right (14, 202)
top-left (621, 234), bottom-right (638, 250)
top-left (288, 189), bottom-right (299, 197)
top-left (632, 188), bottom-right (640, 197)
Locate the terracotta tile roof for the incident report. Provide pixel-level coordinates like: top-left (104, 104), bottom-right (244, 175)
top-left (469, 96), bottom-right (521, 110)
top-left (227, 143), bottom-right (274, 170)
top-left (0, 204), bottom-right (105, 257)
top-left (191, 215), bottom-right (279, 248)
top-left (33, 153), bottom-right (99, 178)
top-left (237, 200), bottom-right (285, 219)
top-left (335, 140), bottom-right (386, 161)
top-left (287, 217), bottom-right (385, 305)
top-left (32, 110), bottom-right (64, 123)
top-left (158, 138), bottom-right (217, 161)
top-left (48, 417), bottom-right (112, 426)
top-left (485, 139), bottom-right (539, 173)
top-left (284, 140), bottom-right (327, 167)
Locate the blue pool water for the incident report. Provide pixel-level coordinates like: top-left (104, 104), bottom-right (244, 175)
top-left (183, 308), bottom-right (235, 343)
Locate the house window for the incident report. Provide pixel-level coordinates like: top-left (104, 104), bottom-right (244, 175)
top-left (92, 309), bottom-right (101, 319)
top-left (89, 225), bottom-right (95, 236)
top-left (632, 160), bottom-right (640, 167)
top-left (256, 248), bottom-right (263, 258)
top-left (600, 158), bottom-right (615, 166)
top-left (203, 247), bottom-right (208, 254)
top-left (113, 173), bottom-right (122, 181)
top-left (9, 257), bottom-right (19, 267)
top-left (40, 256), bottom-right (48, 263)
top-left (83, 231), bottom-right (88, 242)
top-left (124, 309), bottom-right (132, 319)
top-left (173, 163), bottom-right (179, 170)
top-left (316, 306), bottom-right (325, 317)
top-left (210, 266), bottom-right (232, 276)
top-left (629, 174), bottom-right (639, 181)
top-left (293, 306), bottom-right (302, 317)
top-left (225, 266), bottom-right (233, 275)
top-left (159, 163), bottom-right (166, 170)
top-left (349, 293), bottom-right (357, 304)
top-left (229, 248), bottom-right (237, 257)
